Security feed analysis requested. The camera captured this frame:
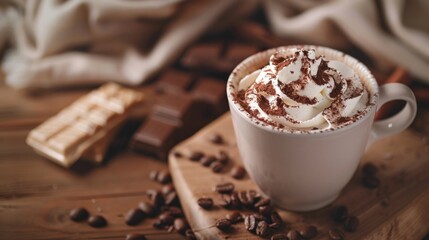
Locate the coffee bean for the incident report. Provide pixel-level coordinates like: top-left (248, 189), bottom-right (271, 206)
top-left (125, 208), bottom-right (145, 226)
top-left (287, 230), bottom-right (303, 240)
top-left (201, 155), bottom-right (216, 167)
top-left (230, 191), bottom-right (241, 208)
top-left (161, 206), bottom-right (183, 217)
top-left (69, 207), bottom-right (89, 222)
top-left (331, 205), bottom-right (348, 223)
top-left (226, 211), bottom-right (243, 223)
top-left (328, 228), bottom-right (344, 240)
top-left (344, 216), bottom-right (359, 232)
top-left (256, 220), bottom-right (269, 237)
top-left (217, 151), bottom-right (229, 164)
top-left (197, 197), bottom-right (214, 209)
top-left (149, 170), bottom-right (159, 181)
top-left (147, 189), bottom-right (165, 208)
top-left (161, 184), bottom-right (175, 195)
top-left (210, 161), bottom-right (223, 173)
top-left (244, 214), bottom-right (257, 232)
top-left (185, 229), bottom-right (197, 240)
top-left (157, 170), bottom-right (171, 184)
top-left (248, 190), bottom-right (261, 200)
top-left (362, 162), bottom-right (378, 176)
top-left (362, 175), bottom-right (380, 189)
top-left (126, 233), bottom-right (147, 240)
top-left (259, 205), bottom-right (273, 217)
top-left (230, 166), bottom-right (246, 179)
top-left (238, 190), bottom-right (255, 208)
top-left (153, 219), bottom-right (165, 229)
top-left (173, 151), bottom-right (183, 158)
top-left (214, 182), bottom-right (235, 194)
top-left (189, 151), bottom-right (204, 161)
top-left (271, 233), bottom-right (289, 240)
top-left (88, 215), bottom-right (107, 228)
top-left (296, 224), bottom-right (318, 239)
top-left (164, 191), bottom-right (179, 206)
top-left (168, 225), bottom-right (175, 232)
top-left (208, 134), bottom-right (223, 144)
top-left (269, 211), bottom-right (283, 229)
top-left (173, 218), bottom-right (189, 234)
top-left (254, 197), bottom-right (270, 208)
top-left (138, 201), bottom-right (156, 217)
top-left (216, 218), bottom-right (232, 231)
top-left (159, 212), bottom-right (174, 225)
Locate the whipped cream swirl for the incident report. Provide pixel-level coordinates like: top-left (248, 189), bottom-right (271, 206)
top-left (237, 48), bottom-right (370, 131)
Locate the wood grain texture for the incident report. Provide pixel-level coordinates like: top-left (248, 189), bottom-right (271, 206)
top-left (0, 84), bottom-right (183, 240)
top-left (170, 113), bottom-right (429, 240)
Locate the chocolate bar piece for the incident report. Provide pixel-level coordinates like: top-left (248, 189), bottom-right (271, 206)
top-left (26, 83), bottom-right (144, 167)
top-left (192, 77), bottom-right (227, 115)
top-left (155, 69), bottom-right (195, 94)
top-left (225, 43), bottom-right (259, 63)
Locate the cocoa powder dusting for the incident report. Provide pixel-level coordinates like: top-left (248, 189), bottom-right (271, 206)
top-left (282, 84), bottom-right (317, 105)
top-left (313, 59), bottom-right (331, 85)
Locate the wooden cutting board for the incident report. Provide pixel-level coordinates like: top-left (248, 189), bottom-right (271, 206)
top-left (169, 113), bottom-right (429, 240)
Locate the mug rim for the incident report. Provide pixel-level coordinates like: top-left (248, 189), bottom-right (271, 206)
top-left (226, 45), bottom-right (379, 137)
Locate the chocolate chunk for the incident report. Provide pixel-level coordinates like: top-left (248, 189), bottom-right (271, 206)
top-left (189, 151), bottom-right (204, 161)
top-left (201, 155), bottom-right (216, 167)
top-left (331, 205), bottom-right (348, 223)
top-left (216, 218), bottom-right (232, 231)
top-left (230, 166), bottom-right (246, 179)
top-left (208, 133), bottom-right (223, 144)
top-left (256, 220), bottom-right (269, 237)
top-left (180, 43), bottom-right (223, 73)
top-left (149, 170), bottom-right (159, 181)
top-left (215, 182), bottom-right (235, 194)
top-left (362, 174), bottom-right (380, 189)
top-left (287, 230), bottom-right (303, 240)
top-left (362, 162), bottom-right (378, 176)
top-left (161, 206), bottom-right (183, 217)
top-left (126, 233), bottom-right (147, 240)
top-left (226, 211), bottom-right (243, 224)
top-left (185, 229), bottom-right (197, 240)
top-left (210, 161), bottom-right (223, 173)
top-left (254, 198), bottom-right (270, 208)
top-left (296, 225), bottom-right (318, 239)
top-left (259, 205), bottom-right (273, 217)
top-left (125, 208), bottom-right (145, 226)
top-left (328, 228), bottom-right (344, 240)
top-left (244, 214), bottom-right (257, 232)
top-left (88, 215), bottom-right (107, 228)
top-left (174, 218), bottom-right (189, 234)
top-left (131, 117), bottom-right (181, 160)
top-left (161, 184), bottom-right (175, 195)
top-left (225, 43), bottom-right (259, 63)
top-left (344, 216), bottom-right (359, 232)
top-left (164, 191), bottom-right (179, 206)
top-left (192, 77), bottom-right (227, 115)
top-left (155, 69), bottom-right (194, 94)
top-left (217, 150), bottom-right (229, 164)
top-left (269, 211), bottom-right (283, 229)
top-left (156, 170), bottom-right (171, 184)
top-left (69, 207), bottom-right (89, 222)
top-left (197, 197), bottom-right (214, 209)
top-left (271, 233), bottom-right (289, 240)
top-left (138, 201), bottom-right (157, 217)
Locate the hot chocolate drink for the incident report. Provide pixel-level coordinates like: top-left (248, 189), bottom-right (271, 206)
top-left (235, 48), bottom-right (371, 132)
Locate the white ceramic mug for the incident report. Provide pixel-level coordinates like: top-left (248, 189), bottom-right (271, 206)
top-left (226, 46), bottom-right (417, 211)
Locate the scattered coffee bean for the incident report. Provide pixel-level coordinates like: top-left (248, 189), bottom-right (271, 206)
top-left (331, 205), bottom-right (348, 223)
top-left (244, 214), bottom-right (257, 232)
top-left (269, 211), bottom-right (283, 229)
top-left (138, 201), bottom-right (157, 217)
top-left (248, 190), bottom-right (261, 200)
top-left (185, 229), bottom-right (197, 240)
top-left (197, 197), bottom-right (214, 209)
top-left (208, 134), bottom-right (223, 144)
top-left (157, 170), bottom-right (172, 184)
top-left (189, 151), bottom-right (204, 161)
top-left (173, 151), bottom-right (183, 158)
top-left (69, 207), bottom-right (89, 222)
top-left (201, 155), bottom-right (216, 167)
top-left (168, 225), bottom-right (175, 232)
top-left (210, 161), bottom-right (223, 173)
top-left (226, 211), bottom-right (243, 223)
top-left (256, 220), bottom-right (269, 237)
top-left (173, 218), bottom-right (189, 234)
top-left (216, 218), bottom-right (232, 231)
top-left (362, 174), bottom-right (380, 189)
top-left (296, 224), bottom-right (318, 239)
top-left (161, 206), bottom-right (183, 217)
top-left (88, 215), bottom-right (107, 228)
top-left (125, 208), bottom-right (145, 226)
top-left (254, 197), bottom-right (270, 208)
top-left (259, 205), bottom-right (273, 217)
top-left (161, 184), bottom-right (175, 195)
top-left (328, 228), bottom-right (344, 240)
top-left (287, 230), bottom-right (303, 240)
top-left (215, 182), bottom-right (235, 194)
top-left (239, 190), bottom-right (255, 208)
top-left (159, 212), bottom-right (174, 225)
top-left (147, 189), bottom-right (165, 208)
top-left (271, 233), bottom-right (289, 240)
top-left (153, 219), bottom-right (165, 229)
top-left (126, 233), bottom-right (147, 240)
top-left (149, 170), bottom-right (159, 181)
top-left (230, 166), bottom-right (246, 179)
top-left (362, 162), bottom-right (378, 176)
top-left (164, 191), bottom-right (179, 206)
top-left (217, 150), bottom-right (229, 164)
top-left (344, 216), bottom-right (359, 232)
top-left (230, 192), bottom-right (241, 208)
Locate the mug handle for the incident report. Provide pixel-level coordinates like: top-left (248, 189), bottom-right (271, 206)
top-left (369, 83), bottom-right (417, 145)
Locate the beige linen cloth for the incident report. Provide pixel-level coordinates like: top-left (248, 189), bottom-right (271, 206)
top-left (0, 0), bottom-right (428, 89)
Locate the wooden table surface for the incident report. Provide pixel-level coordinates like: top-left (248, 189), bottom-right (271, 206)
top-left (0, 78), bottom-right (184, 239)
